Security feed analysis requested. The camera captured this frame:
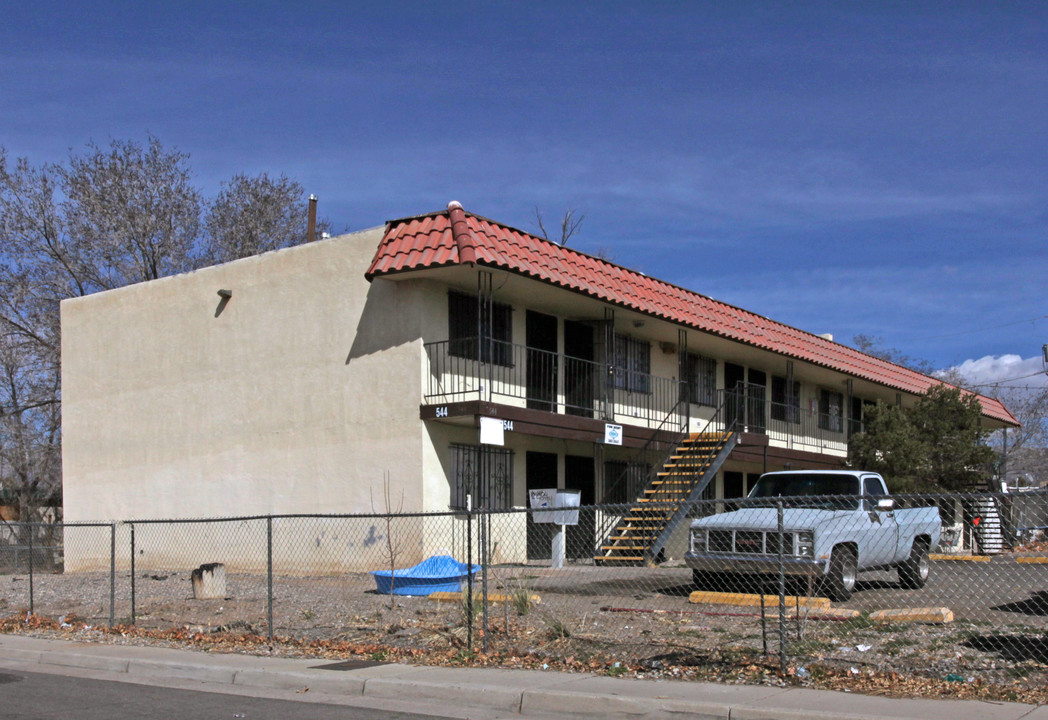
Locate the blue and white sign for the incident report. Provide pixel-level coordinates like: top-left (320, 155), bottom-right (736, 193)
top-left (604, 423), bottom-right (623, 445)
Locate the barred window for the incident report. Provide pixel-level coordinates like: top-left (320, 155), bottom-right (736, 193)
top-left (683, 352), bottom-right (716, 406)
top-left (449, 444), bottom-right (514, 510)
top-left (448, 291), bottom-right (512, 366)
top-left (613, 334), bottom-right (650, 393)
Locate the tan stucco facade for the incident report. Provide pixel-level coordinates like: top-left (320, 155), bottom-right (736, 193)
top-left (61, 229), bottom-right (446, 549)
top-left (62, 222), bottom-right (995, 572)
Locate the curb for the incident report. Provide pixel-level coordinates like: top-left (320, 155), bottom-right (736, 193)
top-left (3, 635), bottom-right (1046, 720)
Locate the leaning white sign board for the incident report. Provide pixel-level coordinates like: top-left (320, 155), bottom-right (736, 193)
top-left (529, 488), bottom-right (558, 524)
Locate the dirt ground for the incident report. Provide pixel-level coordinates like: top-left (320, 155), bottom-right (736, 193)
top-left (4, 561), bottom-right (1048, 705)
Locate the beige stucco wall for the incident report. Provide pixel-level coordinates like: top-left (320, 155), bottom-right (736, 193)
top-left (61, 228), bottom-right (446, 569)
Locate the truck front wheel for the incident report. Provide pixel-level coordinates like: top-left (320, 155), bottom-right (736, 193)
top-left (898, 539), bottom-right (930, 589)
top-left (824, 546), bottom-right (857, 602)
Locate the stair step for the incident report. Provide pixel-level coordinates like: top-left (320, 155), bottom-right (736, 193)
top-left (602, 545), bottom-right (647, 551)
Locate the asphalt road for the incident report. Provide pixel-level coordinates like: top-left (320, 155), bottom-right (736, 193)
top-left (553, 557), bottom-right (1048, 625)
top-left (0, 668), bottom-right (449, 720)
top-left (843, 559), bottom-right (1048, 623)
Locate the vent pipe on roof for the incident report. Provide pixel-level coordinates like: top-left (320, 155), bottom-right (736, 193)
top-left (307, 194), bottom-right (318, 242)
top-left (447, 200), bottom-right (477, 266)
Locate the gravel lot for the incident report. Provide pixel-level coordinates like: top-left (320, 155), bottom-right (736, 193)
top-left (4, 555), bottom-right (1048, 702)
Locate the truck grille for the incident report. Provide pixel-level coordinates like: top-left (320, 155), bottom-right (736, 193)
top-left (707, 530), bottom-right (794, 555)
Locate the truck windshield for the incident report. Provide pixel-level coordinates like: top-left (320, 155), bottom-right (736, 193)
top-left (748, 473), bottom-right (860, 510)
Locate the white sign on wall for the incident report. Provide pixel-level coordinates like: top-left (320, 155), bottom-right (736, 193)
top-left (480, 416), bottom-right (505, 446)
top-left (604, 423), bottom-right (623, 445)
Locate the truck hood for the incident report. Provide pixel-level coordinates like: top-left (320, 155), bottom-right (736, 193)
top-left (689, 507), bottom-right (854, 533)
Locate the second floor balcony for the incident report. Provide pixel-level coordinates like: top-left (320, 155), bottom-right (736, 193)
top-left (423, 338), bottom-right (862, 457)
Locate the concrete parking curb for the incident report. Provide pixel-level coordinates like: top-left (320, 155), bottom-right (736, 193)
top-left (3, 634), bottom-right (1047, 720)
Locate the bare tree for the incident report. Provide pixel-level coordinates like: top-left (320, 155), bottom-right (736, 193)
top-left (62, 136), bottom-right (203, 286)
top-left (202, 172), bottom-right (329, 265)
top-left (534, 207), bottom-right (584, 246)
top-left (371, 473), bottom-right (405, 609)
top-left (851, 334), bottom-right (936, 375)
top-left (0, 137), bottom-right (323, 523)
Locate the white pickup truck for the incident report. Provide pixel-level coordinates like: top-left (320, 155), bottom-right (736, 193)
top-left (684, 470), bottom-right (941, 601)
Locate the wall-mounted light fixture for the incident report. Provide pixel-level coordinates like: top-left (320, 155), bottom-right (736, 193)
top-left (659, 341), bottom-right (676, 355)
top-left (217, 289), bottom-right (232, 299)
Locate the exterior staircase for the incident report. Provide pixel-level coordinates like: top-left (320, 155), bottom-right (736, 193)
top-left (595, 430), bottom-right (737, 566)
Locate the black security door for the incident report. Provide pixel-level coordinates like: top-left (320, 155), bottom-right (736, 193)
top-left (526, 451), bottom-right (558, 560)
top-left (565, 455), bottom-right (596, 560)
top-left (564, 321), bottom-right (595, 416)
top-left (526, 311), bottom-right (558, 411)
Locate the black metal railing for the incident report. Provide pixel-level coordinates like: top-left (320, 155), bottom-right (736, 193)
top-left (766, 399), bottom-right (863, 451)
top-left (425, 339), bottom-right (865, 452)
top-left (424, 338), bottom-right (684, 429)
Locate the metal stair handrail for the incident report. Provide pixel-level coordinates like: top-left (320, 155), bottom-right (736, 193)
top-left (596, 391), bottom-right (741, 560)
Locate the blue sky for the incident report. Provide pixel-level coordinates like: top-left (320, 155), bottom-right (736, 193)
top-left (2, 1), bottom-right (1045, 386)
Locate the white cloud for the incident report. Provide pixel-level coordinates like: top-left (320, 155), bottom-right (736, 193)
top-left (949, 354), bottom-right (1048, 389)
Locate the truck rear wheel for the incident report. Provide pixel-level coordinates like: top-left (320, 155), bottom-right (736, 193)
top-left (898, 539), bottom-right (930, 589)
top-left (824, 546), bottom-right (857, 602)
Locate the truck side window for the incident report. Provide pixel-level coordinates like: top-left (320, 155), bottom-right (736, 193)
top-left (862, 476), bottom-right (887, 511)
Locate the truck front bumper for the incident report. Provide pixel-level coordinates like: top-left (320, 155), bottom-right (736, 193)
top-left (684, 552), bottom-right (827, 577)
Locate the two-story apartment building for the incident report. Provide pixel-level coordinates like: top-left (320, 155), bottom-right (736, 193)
top-left (61, 202), bottom-right (1017, 570)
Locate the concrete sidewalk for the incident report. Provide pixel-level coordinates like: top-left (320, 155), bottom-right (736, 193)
top-left (1, 634), bottom-right (1046, 720)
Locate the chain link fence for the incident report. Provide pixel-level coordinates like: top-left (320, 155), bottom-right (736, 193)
top-left (3, 490), bottom-right (1048, 685)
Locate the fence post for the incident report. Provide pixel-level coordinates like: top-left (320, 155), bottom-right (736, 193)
top-left (481, 511), bottom-right (489, 654)
top-left (466, 494), bottom-right (473, 651)
top-left (776, 499), bottom-right (786, 675)
top-left (267, 516), bottom-right (274, 642)
top-left (109, 522), bottom-right (116, 628)
top-left (28, 522), bottom-right (34, 615)
top-left (130, 523), bottom-right (136, 624)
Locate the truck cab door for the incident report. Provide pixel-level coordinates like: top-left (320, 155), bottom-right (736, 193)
top-left (862, 475), bottom-right (899, 567)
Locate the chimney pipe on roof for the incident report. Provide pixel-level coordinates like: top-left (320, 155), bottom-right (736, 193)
top-left (307, 194), bottom-right (318, 242)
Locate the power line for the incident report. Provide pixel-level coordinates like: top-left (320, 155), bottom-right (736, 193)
top-left (963, 371), bottom-right (1048, 389)
top-left (898, 314), bottom-right (1048, 342)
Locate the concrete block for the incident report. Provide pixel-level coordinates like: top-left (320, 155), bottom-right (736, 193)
top-left (868, 607), bottom-right (954, 624)
top-left (766, 607), bottom-right (860, 620)
top-left (191, 562), bottom-right (226, 599)
top-left (427, 591), bottom-right (541, 605)
top-left (688, 591), bottom-right (831, 610)
top-left (929, 553), bottom-right (991, 562)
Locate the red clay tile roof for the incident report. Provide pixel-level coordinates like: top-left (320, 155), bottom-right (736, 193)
top-left (365, 204), bottom-right (1017, 426)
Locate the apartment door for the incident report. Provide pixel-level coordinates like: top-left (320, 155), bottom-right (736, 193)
top-left (565, 455), bottom-right (596, 560)
top-left (563, 321), bottom-right (595, 417)
top-left (724, 362), bottom-right (745, 427)
top-left (526, 311), bottom-right (558, 411)
top-left (526, 451), bottom-right (558, 560)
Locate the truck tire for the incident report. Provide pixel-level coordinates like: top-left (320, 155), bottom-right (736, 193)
top-left (824, 546), bottom-right (857, 602)
top-left (898, 539), bottom-right (930, 589)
